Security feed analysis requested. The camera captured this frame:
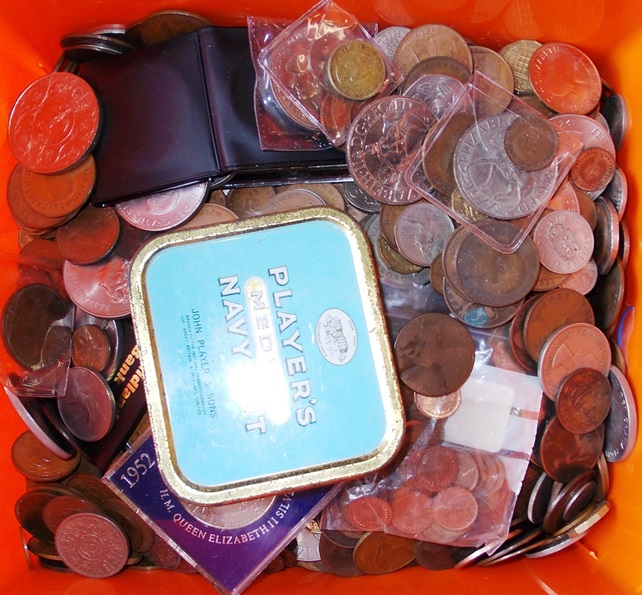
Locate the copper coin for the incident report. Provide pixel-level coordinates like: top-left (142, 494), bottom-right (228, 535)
top-left (380, 204), bottom-right (407, 250)
top-left (71, 324), bottom-right (112, 373)
top-left (15, 485), bottom-right (73, 543)
top-left (470, 45), bottom-right (514, 113)
top-left (378, 234), bottom-right (423, 274)
top-left (347, 96), bottom-right (435, 205)
top-left (55, 511), bottom-right (129, 578)
top-left (66, 473), bottom-right (118, 505)
top-left (320, 91), bottom-right (364, 145)
top-left (452, 449), bottom-right (480, 492)
top-left (261, 188), bottom-right (325, 213)
top-left (532, 263), bottom-right (567, 292)
top-left (394, 312), bottom-right (475, 396)
top-left (570, 147), bottom-right (616, 192)
top-left (430, 252), bottom-right (445, 294)
top-left (11, 430), bottom-right (80, 483)
top-left (8, 72), bottom-right (101, 174)
top-left (321, 529), bottom-right (362, 549)
top-left (353, 532), bottom-right (417, 575)
top-left (441, 225), bottom-right (476, 301)
top-left (538, 322), bottom-right (611, 400)
top-left (400, 56), bottom-right (471, 93)
top-left (415, 444), bottom-right (459, 492)
top-left (432, 486), bottom-right (478, 532)
top-left (390, 489), bottom-right (434, 535)
top-left (344, 495), bottom-right (392, 532)
top-left (604, 365), bottom-right (638, 463)
top-left (415, 541), bottom-right (474, 570)
top-left (115, 181), bottom-right (208, 231)
top-left (558, 259), bottom-right (598, 295)
top-left (455, 220), bottom-right (539, 307)
top-left (522, 288), bottom-right (595, 361)
top-left (394, 201), bottom-right (454, 267)
top-left (20, 239), bottom-right (65, 269)
top-left (555, 368), bottom-right (612, 434)
top-left (227, 186), bottom-right (277, 218)
top-left (547, 179), bottom-right (579, 213)
top-left (42, 494), bottom-right (99, 534)
top-left (318, 533), bottom-right (363, 578)
top-left (278, 183), bottom-right (346, 211)
top-left (63, 251), bottom-right (131, 319)
top-left (414, 390), bottom-right (461, 420)
top-left (423, 112), bottom-right (475, 197)
top-left (40, 324), bottom-right (73, 368)
top-left (19, 156), bottom-right (96, 218)
top-left (533, 210), bottom-right (594, 274)
top-left (393, 24), bottom-right (473, 79)
top-left (139, 10), bottom-right (212, 46)
top-left (539, 416), bottom-right (605, 483)
top-left (504, 115), bottom-right (559, 172)
top-left (529, 42), bottom-right (601, 115)
top-left (2, 283), bottom-right (70, 370)
top-left (550, 114), bottom-right (615, 158)
top-left (56, 205), bottom-right (121, 265)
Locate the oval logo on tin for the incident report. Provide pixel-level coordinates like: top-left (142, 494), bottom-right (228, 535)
top-left (316, 308), bottom-right (358, 365)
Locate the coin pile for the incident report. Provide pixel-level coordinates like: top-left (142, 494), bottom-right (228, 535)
top-left (2, 4), bottom-right (636, 585)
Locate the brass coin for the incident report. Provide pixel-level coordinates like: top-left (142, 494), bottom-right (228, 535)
top-left (327, 40), bottom-right (386, 101)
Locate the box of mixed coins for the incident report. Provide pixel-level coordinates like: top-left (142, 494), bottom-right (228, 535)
top-left (0, 1), bottom-right (640, 594)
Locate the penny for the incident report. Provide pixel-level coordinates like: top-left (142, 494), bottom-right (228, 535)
top-left (42, 494), bottom-right (99, 534)
top-left (374, 26), bottom-right (411, 61)
top-left (538, 322), bottom-right (611, 400)
top-left (144, 533), bottom-right (181, 570)
top-left (352, 532), bottom-right (417, 575)
top-left (19, 239), bottom-right (65, 269)
top-left (454, 113), bottom-right (557, 220)
top-left (429, 252), bottom-right (445, 294)
top-left (176, 203), bottom-right (239, 230)
top-left (55, 511), bottom-right (129, 577)
top-left (601, 93), bottom-right (628, 151)
top-left (15, 485), bottom-right (74, 543)
top-left (262, 188), bottom-right (325, 213)
top-left (40, 324), bottom-right (72, 368)
top-left (533, 264), bottom-right (568, 292)
top-left (569, 147), bottom-right (616, 192)
top-left (139, 10), bottom-right (212, 46)
top-left (402, 73), bottom-right (465, 120)
top-left (456, 220), bottom-right (539, 307)
top-left (452, 449), bottom-right (480, 492)
top-left (400, 55), bottom-right (471, 94)
top-left (318, 533), bottom-right (363, 578)
top-left (344, 495), bottom-right (392, 531)
top-left (431, 486), bottom-right (478, 533)
top-left (533, 210), bottom-right (594, 275)
top-left (394, 24), bottom-right (473, 80)
top-left (63, 251), bottom-right (132, 319)
top-left (592, 196), bottom-right (620, 276)
top-left (499, 39), bottom-right (542, 94)
top-left (503, 115), bottom-right (559, 172)
top-left (380, 204), bottom-right (407, 250)
top-left (558, 259), bottom-right (598, 295)
top-left (415, 444), bottom-right (459, 492)
top-left (547, 179), bottom-right (579, 213)
top-left (394, 201), bottom-right (454, 267)
top-left (550, 114), bottom-right (616, 158)
top-left (394, 312), bottom-right (475, 396)
top-left (414, 390), bottom-right (461, 420)
top-left (272, 81), bottom-right (319, 132)
top-left (327, 40), bottom-right (386, 101)
top-left (11, 430), bottom-right (80, 483)
top-left (319, 91), bottom-right (364, 145)
top-left (57, 366), bottom-right (116, 442)
top-left (279, 183), bottom-right (346, 211)
top-left (347, 96), bottom-right (435, 205)
top-left (423, 112), bottom-right (475, 197)
top-left (2, 283), bottom-right (70, 370)
top-left (227, 186), bottom-right (277, 218)
top-left (589, 258), bottom-right (625, 333)
top-left (574, 189), bottom-right (597, 230)
top-left (56, 205), bottom-right (121, 265)
top-left (19, 156), bottom-right (96, 219)
top-left (378, 234), bottom-right (424, 274)
top-left (555, 368), bottom-right (612, 434)
top-left (8, 72), bottom-right (101, 174)
top-left (115, 181), bottom-right (208, 231)
top-left (522, 288), bottom-right (595, 361)
top-left (441, 226), bottom-right (476, 301)
top-left (539, 416), bottom-right (605, 483)
top-left (529, 42), bottom-right (601, 115)
top-left (470, 45), bottom-right (515, 116)
top-left (604, 365), bottom-right (638, 462)
top-left (71, 324), bottom-right (112, 373)
top-left (390, 488), bottom-right (434, 535)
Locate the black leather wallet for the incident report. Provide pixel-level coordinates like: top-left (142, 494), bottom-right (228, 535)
top-left (79, 27), bottom-right (347, 206)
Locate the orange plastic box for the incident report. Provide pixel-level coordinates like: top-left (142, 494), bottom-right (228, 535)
top-left (0, 1), bottom-right (641, 594)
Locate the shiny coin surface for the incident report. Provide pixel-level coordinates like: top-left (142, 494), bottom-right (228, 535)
top-left (261, 188), bottom-right (325, 213)
top-left (604, 365), bottom-right (638, 462)
top-left (327, 40), bottom-right (386, 101)
top-left (8, 73), bottom-right (101, 174)
top-left (414, 390), bottom-right (461, 420)
top-left (569, 147), bottom-right (616, 192)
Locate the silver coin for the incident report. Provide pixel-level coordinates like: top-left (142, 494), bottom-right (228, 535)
top-left (593, 197), bottom-right (620, 276)
top-left (604, 365), bottom-right (638, 462)
top-left (373, 26), bottom-right (411, 61)
top-left (182, 495), bottom-right (276, 529)
top-left (342, 182), bottom-right (381, 213)
top-left (601, 93), bottom-right (628, 151)
top-left (454, 113), bottom-right (557, 220)
top-left (402, 74), bottom-right (464, 119)
top-left (602, 167), bottom-right (627, 220)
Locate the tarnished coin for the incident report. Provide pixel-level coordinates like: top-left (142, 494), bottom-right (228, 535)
top-left (401, 55), bottom-right (471, 92)
top-left (604, 365), bottom-right (638, 462)
top-left (55, 512), bottom-right (129, 578)
top-left (378, 234), bottom-right (424, 274)
top-left (139, 10), bottom-right (212, 46)
top-left (15, 485), bottom-right (74, 543)
top-left (394, 201), bottom-right (454, 267)
top-left (115, 181), bottom-right (208, 231)
top-left (603, 167), bottom-right (628, 221)
top-left (8, 73), bottom-right (101, 174)
top-left (601, 93), bottom-right (628, 151)
top-left (101, 497), bottom-right (152, 553)
top-left (11, 430), bottom-right (80, 483)
top-left (71, 324), bottom-right (112, 373)
top-left (529, 42), bottom-right (601, 115)
top-left (394, 312), bottom-right (475, 396)
top-left (394, 24), bottom-right (473, 79)
top-left (374, 26), bottom-right (411, 61)
top-left (504, 115), bottom-right (559, 172)
top-left (177, 203), bottom-right (239, 229)
top-left (522, 288), bottom-right (595, 361)
top-left (532, 264), bottom-right (568, 292)
top-left (353, 532), bottom-right (417, 575)
top-left (327, 40), bottom-right (386, 101)
top-left (57, 366), bottom-right (116, 442)
top-left (570, 147), bottom-right (616, 192)
top-left (66, 473), bottom-right (116, 505)
top-left (20, 239), bottom-right (65, 269)
top-left (56, 205), bottom-right (121, 265)
top-left (499, 39), bottom-right (542, 94)
top-left (262, 188), bottom-right (325, 213)
top-left (227, 186), bottom-right (277, 218)
top-left (533, 210), bottom-right (594, 274)
top-left (509, 295), bottom-right (542, 373)
top-left (347, 96), bottom-right (436, 204)
top-left (319, 92), bottom-right (364, 145)
top-left (282, 183), bottom-right (346, 211)
top-left (2, 283), bottom-right (70, 370)
top-left (318, 533), bottom-right (363, 578)
top-left (380, 204), bottom-right (407, 250)
top-left (555, 368), bottom-right (612, 434)
top-left (547, 179), bottom-right (579, 213)
top-left (538, 322), bottom-right (611, 399)
top-left (558, 259), bottom-right (598, 295)
top-left (589, 258), bottom-right (625, 333)
top-left (470, 45), bottom-right (515, 116)
top-left (272, 81), bottom-right (319, 132)
top-left (42, 494), bottom-right (100, 534)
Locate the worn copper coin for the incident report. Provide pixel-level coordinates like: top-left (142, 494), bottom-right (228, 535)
top-left (11, 430), bottom-right (80, 483)
top-left (272, 80), bottom-right (319, 132)
top-left (71, 324), bottom-right (112, 373)
top-left (394, 312), bottom-right (475, 396)
top-left (101, 497), bottom-right (150, 553)
top-left (604, 365), bottom-right (638, 462)
top-left (539, 416), bottom-right (605, 483)
top-left (401, 56), bottom-right (471, 93)
top-left (415, 541), bottom-right (475, 570)
top-left (278, 183), bottom-right (346, 211)
top-left (261, 188), bottom-right (325, 213)
top-left (389, 489), bottom-right (434, 536)
top-left (55, 511), bottom-right (129, 578)
top-left (20, 239), bottom-right (65, 269)
top-left (504, 115), bottom-right (559, 172)
top-left (8, 72), bottom-right (101, 174)
top-left (42, 494), bottom-right (100, 534)
top-left (532, 264), bottom-right (568, 292)
top-left (178, 201), bottom-right (238, 230)
top-left (15, 485), bottom-right (74, 543)
top-left (558, 259), bottom-right (598, 295)
top-left (327, 40), bottom-right (386, 101)
top-left (353, 531), bottom-right (417, 575)
top-left (378, 234), bottom-right (423, 274)
top-left (555, 368), bottom-right (612, 434)
top-left (318, 533), bottom-right (363, 578)
top-left (56, 205), bottom-right (121, 265)
top-left (227, 186), bottom-right (277, 218)
top-left (379, 204), bottom-right (407, 250)
top-left (590, 259), bottom-right (625, 334)
top-left (547, 179), bottom-right (579, 213)
top-left (319, 91), bottom-right (364, 145)
top-left (522, 288), bottom-right (595, 361)
top-left (550, 114), bottom-right (616, 157)
top-left (347, 96), bottom-right (435, 204)
top-left (139, 10), bottom-right (212, 46)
